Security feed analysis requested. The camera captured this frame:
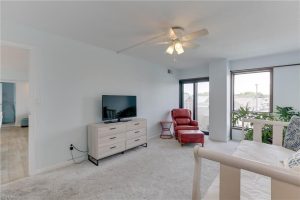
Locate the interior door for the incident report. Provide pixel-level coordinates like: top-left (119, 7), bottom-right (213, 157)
top-left (2, 82), bottom-right (16, 124)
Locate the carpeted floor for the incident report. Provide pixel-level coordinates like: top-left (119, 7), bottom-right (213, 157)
top-left (1, 126), bottom-right (29, 184)
top-left (0, 136), bottom-right (239, 200)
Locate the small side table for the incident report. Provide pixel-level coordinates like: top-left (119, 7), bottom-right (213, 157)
top-left (160, 121), bottom-right (173, 139)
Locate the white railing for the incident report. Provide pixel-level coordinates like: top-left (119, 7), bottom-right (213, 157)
top-left (242, 118), bottom-right (289, 146)
top-left (192, 119), bottom-right (300, 200)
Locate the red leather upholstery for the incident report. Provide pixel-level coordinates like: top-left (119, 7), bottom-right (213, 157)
top-left (178, 130), bottom-right (204, 146)
top-left (171, 109), bottom-right (199, 139)
top-left (176, 118), bottom-right (191, 125)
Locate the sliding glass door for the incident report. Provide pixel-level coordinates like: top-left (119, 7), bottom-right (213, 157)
top-left (197, 82), bottom-right (209, 131)
top-left (183, 83), bottom-right (194, 117)
top-left (180, 78), bottom-right (209, 132)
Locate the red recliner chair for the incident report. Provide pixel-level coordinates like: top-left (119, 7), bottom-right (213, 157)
top-left (171, 109), bottom-right (199, 139)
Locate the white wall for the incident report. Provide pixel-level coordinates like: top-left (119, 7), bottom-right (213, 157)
top-left (2, 22), bottom-right (179, 171)
top-left (1, 44), bottom-right (30, 82)
top-left (273, 65), bottom-right (300, 111)
top-left (209, 59), bottom-right (230, 142)
top-left (230, 50), bottom-right (300, 71)
top-left (176, 65), bottom-right (209, 80)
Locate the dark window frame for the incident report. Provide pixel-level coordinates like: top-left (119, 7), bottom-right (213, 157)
top-left (179, 77), bottom-right (209, 120)
top-left (230, 67), bottom-right (274, 130)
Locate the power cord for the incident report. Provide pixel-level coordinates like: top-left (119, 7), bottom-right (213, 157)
top-left (71, 144), bottom-right (88, 153)
top-left (69, 144), bottom-right (88, 164)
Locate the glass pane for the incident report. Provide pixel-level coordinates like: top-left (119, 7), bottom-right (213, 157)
top-left (197, 82), bottom-right (209, 131)
top-left (183, 83), bottom-right (194, 117)
top-left (234, 72), bottom-right (270, 112)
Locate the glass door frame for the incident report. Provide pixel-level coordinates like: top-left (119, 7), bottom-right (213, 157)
top-left (179, 77), bottom-right (209, 120)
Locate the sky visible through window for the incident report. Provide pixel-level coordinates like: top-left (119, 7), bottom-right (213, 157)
top-left (183, 82), bottom-right (209, 94)
top-left (234, 72), bottom-right (270, 95)
top-left (234, 71), bottom-right (270, 112)
top-left (184, 72), bottom-right (269, 95)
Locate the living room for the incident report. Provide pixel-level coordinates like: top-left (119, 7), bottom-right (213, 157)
top-left (1, 1), bottom-right (299, 199)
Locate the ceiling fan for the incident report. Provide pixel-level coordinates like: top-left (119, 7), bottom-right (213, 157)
top-left (116, 26), bottom-right (209, 55)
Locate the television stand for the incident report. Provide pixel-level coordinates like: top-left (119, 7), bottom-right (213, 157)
top-left (88, 118), bottom-right (147, 166)
top-left (104, 119), bottom-right (132, 124)
top-left (119, 119), bottom-right (131, 122)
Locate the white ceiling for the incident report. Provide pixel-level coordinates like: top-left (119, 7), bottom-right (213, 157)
top-left (1, 1), bottom-right (300, 69)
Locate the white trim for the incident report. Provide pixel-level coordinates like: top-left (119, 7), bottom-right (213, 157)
top-left (36, 132), bottom-right (157, 175)
top-left (34, 155), bottom-right (87, 175)
top-left (148, 131), bottom-right (161, 140)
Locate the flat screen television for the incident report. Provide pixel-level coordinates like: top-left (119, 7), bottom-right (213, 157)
top-left (102, 95), bottom-right (137, 122)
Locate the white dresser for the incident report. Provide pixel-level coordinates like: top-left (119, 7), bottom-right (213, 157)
top-left (87, 118), bottom-right (147, 165)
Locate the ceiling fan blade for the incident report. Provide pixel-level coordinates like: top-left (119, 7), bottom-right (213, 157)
top-left (181, 29), bottom-right (208, 42)
top-left (169, 28), bottom-right (178, 40)
top-left (116, 32), bottom-right (167, 54)
top-left (182, 42), bottom-right (200, 49)
top-left (153, 41), bottom-right (171, 45)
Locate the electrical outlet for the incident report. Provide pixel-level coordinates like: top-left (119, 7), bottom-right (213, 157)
top-left (70, 144), bottom-right (74, 151)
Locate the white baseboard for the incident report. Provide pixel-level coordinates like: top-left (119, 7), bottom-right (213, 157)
top-left (32, 132), bottom-right (161, 176)
top-left (148, 132), bottom-right (161, 140)
top-left (34, 154), bottom-right (87, 175)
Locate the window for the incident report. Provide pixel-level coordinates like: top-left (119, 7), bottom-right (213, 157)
top-left (183, 83), bottom-right (194, 117)
top-left (197, 82), bottom-right (209, 131)
top-left (232, 69), bottom-right (273, 127)
top-left (180, 78), bottom-right (209, 132)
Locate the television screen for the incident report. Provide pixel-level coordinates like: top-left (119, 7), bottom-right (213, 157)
top-left (102, 95), bottom-right (137, 121)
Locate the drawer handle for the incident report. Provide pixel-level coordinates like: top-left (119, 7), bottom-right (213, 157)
top-left (110, 146), bottom-right (116, 149)
top-left (134, 139), bottom-right (140, 142)
top-left (134, 123), bottom-right (140, 125)
top-left (134, 131), bottom-right (140, 133)
top-left (110, 127), bottom-right (116, 130)
top-left (110, 137), bottom-right (116, 139)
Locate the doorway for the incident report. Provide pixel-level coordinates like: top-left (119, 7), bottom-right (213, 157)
top-left (1, 82), bottom-right (16, 125)
top-left (0, 44), bottom-right (30, 184)
top-left (179, 78), bottom-right (209, 133)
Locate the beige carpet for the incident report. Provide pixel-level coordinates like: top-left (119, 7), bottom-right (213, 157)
top-left (0, 126), bottom-right (28, 184)
top-left (0, 136), bottom-right (239, 200)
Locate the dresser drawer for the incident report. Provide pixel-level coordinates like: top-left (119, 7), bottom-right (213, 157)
top-left (98, 124), bottom-right (126, 137)
top-left (98, 141), bottom-right (125, 158)
top-left (126, 128), bottom-right (146, 139)
top-left (127, 120), bottom-right (147, 130)
top-left (126, 135), bottom-right (146, 149)
top-left (99, 132), bottom-right (125, 147)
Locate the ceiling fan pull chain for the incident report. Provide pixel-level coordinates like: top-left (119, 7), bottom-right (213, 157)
top-left (173, 54), bottom-right (177, 63)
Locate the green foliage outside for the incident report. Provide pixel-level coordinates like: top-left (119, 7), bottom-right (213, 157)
top-left (232, 105), bottom-right (300, 144)
top-left (275, 106), bottom-right (300, 122)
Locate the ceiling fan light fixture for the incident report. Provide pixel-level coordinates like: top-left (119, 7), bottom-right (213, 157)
top-left (166, 45), bottom-right (174, 55)
top-left (174, 41), bottom-right (184, 54)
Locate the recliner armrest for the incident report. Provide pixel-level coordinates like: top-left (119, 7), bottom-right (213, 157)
top-left (190, 120), bottom-right (198, 126)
